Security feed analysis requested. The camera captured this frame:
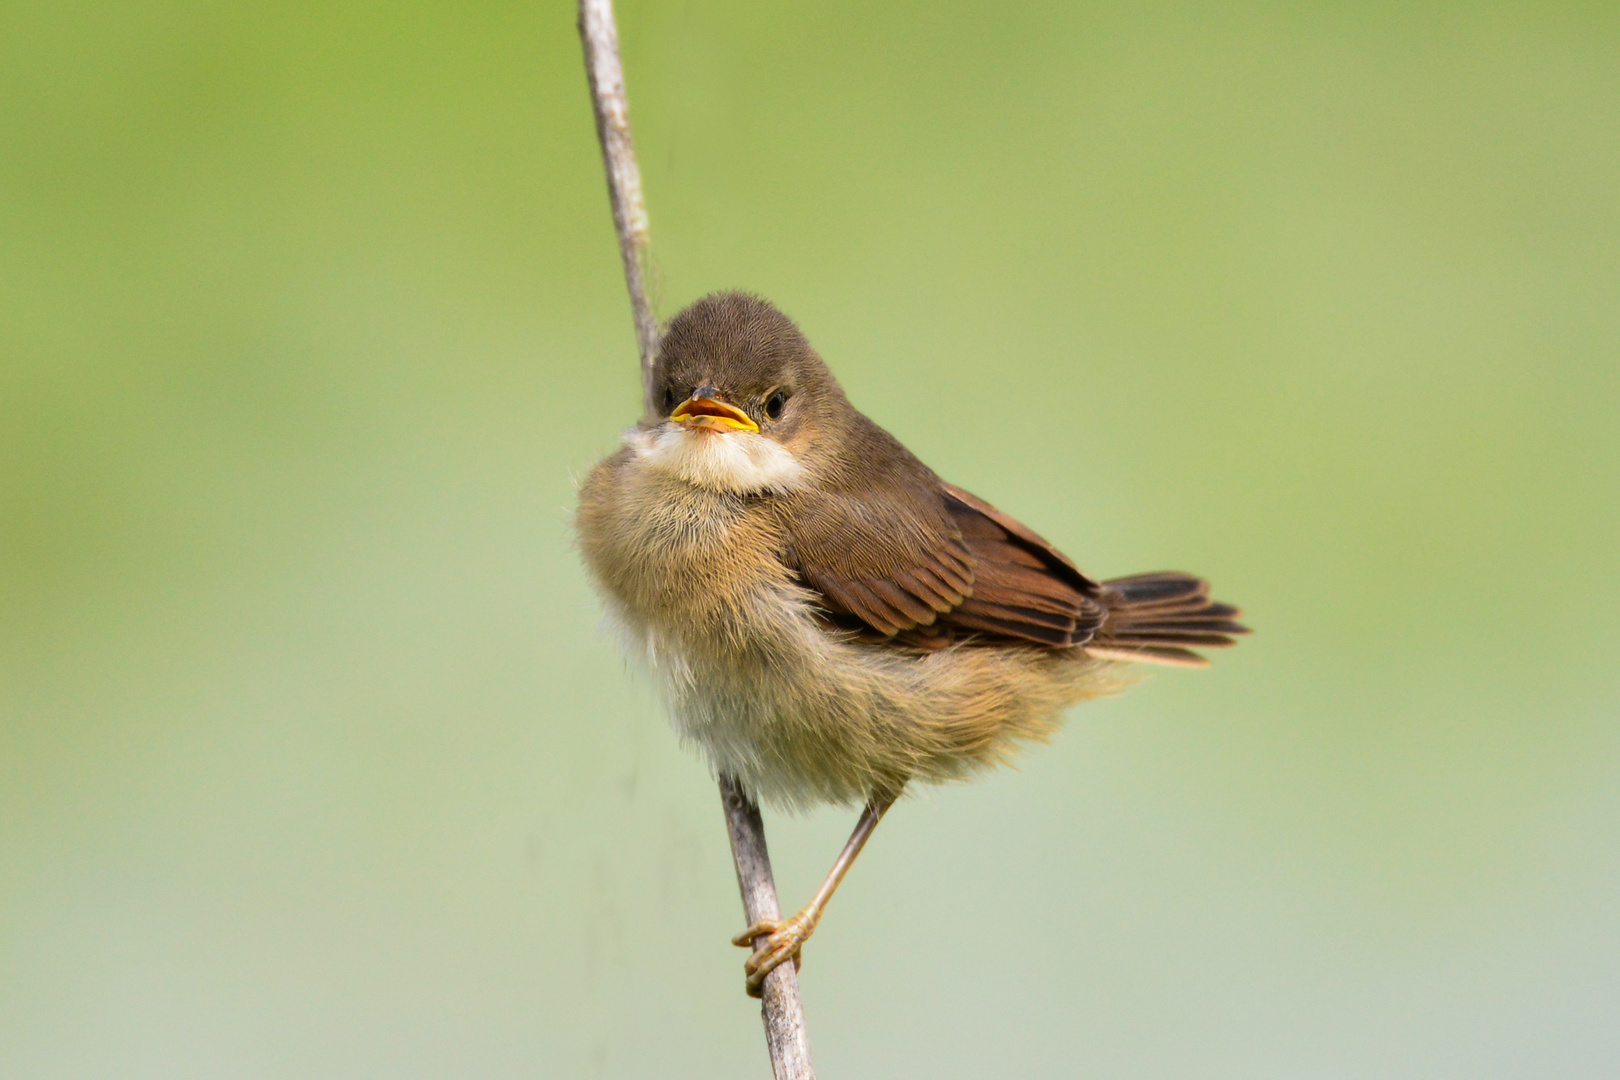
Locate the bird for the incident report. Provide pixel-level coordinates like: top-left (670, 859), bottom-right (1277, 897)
top-left (575, 291), bottom-right (1247, 995)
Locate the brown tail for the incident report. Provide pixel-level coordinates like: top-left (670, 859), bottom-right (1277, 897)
top-left (1084, 572), bottom-right (1249, 668)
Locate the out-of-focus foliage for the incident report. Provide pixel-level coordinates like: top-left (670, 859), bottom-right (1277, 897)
top-left (2, 1), bottom-right (1616, 1076)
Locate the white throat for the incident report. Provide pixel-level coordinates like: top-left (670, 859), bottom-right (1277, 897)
top-left (625, 424), bottom-right (806, 494)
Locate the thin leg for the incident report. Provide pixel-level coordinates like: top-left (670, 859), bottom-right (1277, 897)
top-left (731, 788), bottom-right (898, 996)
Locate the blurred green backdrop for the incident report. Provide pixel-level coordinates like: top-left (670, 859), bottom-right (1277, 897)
top-left (3, 0), bottom-right (1617, 1076)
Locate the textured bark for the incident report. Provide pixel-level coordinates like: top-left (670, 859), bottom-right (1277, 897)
top-left (721, 775), bottom-right (817, 1079)
top-left (577, 0), bottom-right (660, 396)
top-left (577, 3), bottom-right (816, 1075)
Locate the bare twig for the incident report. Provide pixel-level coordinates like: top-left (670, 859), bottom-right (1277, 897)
top-left (721, 775), bottom-right (817, 1079)
top-left (578, 0), bottom-right (660, 396)
top-left (576, 3), bottom-right (816, 1076)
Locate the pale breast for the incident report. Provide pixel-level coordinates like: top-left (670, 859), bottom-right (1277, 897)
top-left (576, 446), bottom-right (800, 656)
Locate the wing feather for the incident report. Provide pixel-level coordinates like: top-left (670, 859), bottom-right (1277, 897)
top-left (776, 424), bottom-right (1244, 659)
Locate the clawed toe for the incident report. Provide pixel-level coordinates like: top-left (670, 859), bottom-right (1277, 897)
top-left (731, 912), bottom-right (815, 997)
top-left (731, 919), bottom-right (781, 948)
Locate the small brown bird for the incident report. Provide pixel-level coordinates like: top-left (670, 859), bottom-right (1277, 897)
top-left (576, 292), bottom-right (1246, 994)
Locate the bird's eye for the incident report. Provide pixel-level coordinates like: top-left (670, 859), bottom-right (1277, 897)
top-left (663, 386), bottom-right (678, 413)
top-left (765, 390), bottom-right (787, 420)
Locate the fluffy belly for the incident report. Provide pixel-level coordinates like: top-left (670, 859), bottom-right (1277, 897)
top-left (632, 589), bottom-right (1123, 811)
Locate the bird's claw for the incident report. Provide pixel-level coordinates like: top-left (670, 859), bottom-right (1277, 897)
top-left (732, 911), bottom-right (815, 997)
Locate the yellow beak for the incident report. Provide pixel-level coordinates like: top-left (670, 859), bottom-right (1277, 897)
top-left (670, 395), bottom-right (759, 433)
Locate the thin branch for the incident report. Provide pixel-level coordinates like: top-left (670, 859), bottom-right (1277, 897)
top-left (578, 0), bottom-right (660, 395)
top-left (576, 4), bottom-right (817, 1077)
top-left (721, 775), bottom-right (817, 1079)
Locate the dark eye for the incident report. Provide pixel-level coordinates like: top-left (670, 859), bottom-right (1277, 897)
top-left (764, 390), bottom-right (787, 420)
top-left (663, 385), bottom-right (678, 413)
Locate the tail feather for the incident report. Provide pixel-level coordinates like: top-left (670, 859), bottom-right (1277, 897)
top-left (1088, 572), bottom-right (1249, 667)
top-left (1085, 644), bottom-right (1211, 668)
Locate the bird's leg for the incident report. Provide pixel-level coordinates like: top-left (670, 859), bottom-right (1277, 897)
top-left (731, 788), bottom-right (899, 997)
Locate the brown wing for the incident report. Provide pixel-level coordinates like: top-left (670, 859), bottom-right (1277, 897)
top-left (782, 467), bottom-right (1107, 650)
top-left (931, 484), bottom-right (1107, 647)
top-left (778, 415), bottom-right (1245, 656)
top-left (780, 474), bottom-right (975, 639)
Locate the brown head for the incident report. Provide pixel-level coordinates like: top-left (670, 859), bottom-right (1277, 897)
top-left (634, 292), bottom-right (894, 496)
top-left (651, 292), bottom-right (849, 441)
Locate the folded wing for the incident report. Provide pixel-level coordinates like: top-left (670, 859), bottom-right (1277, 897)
top-left (785, 467), bottom-right (1247, 663)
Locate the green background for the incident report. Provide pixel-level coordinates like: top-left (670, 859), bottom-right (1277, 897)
top-left (3, 0), bottom-right (1617, 1076)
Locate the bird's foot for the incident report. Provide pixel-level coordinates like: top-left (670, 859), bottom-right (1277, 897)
top-left (731, 909), bottom-right (817, 998)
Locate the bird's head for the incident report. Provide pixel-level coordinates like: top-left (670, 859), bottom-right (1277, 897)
top-left (631, 292), bottom-right (851, 495)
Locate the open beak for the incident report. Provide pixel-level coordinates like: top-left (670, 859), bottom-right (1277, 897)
top-left (670, 389), bottom-right (759, 433)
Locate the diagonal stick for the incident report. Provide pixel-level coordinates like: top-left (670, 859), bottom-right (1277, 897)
top-left (719, 775), bottom-right (816, 1078)
top-left (575, 3), bottom-right (816, 1076)
top-left (577, 0), bottom-right (660, 401)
